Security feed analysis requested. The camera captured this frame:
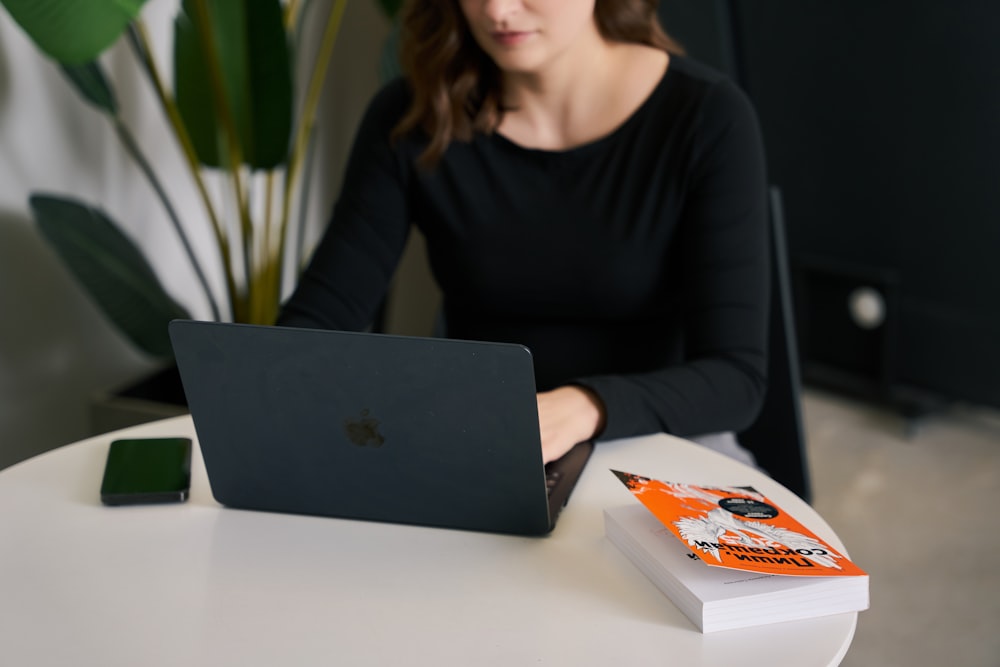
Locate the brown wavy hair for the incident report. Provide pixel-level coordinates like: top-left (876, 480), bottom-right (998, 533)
top-left (393, 0), bottom-right (684, 166)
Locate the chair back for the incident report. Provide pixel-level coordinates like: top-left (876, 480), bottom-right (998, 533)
top-left (739, 187), bottom-right (812, 502)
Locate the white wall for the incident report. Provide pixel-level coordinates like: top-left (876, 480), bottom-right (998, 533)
top-left (0, 0), bottom-right (390, 469)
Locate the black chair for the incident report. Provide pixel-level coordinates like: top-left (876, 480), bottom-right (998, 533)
top-left (738, 186), bottom-right (812, 502)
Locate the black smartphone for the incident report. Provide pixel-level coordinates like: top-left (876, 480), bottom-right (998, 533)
top-left (100, 437), bottom-right (192, 505)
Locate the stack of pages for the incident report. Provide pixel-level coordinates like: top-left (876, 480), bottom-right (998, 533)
top-left (605, 471), bottom-right (869, 633)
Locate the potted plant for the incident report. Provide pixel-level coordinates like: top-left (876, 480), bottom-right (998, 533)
top-left (1, 0), bottom-right (400, 425)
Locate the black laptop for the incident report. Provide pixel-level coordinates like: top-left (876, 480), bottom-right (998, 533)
top-left (167, 320), bottom-right (593, 535)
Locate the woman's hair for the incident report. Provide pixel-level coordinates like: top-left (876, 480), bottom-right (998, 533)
top-left (393, 0), bottom-right (684, 166)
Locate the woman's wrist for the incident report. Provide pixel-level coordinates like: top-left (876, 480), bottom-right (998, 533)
top-left (570, 385), bottom-right (606, 441)
top-left (536, 385), bottom-right (607, 463)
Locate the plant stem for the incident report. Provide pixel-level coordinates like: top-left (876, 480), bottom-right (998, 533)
top-left (294, 127), bottom-right (318, 274)
top-left (284, 0), bottom-right (304, 28)
top-left (190, 0), bottom-right (255, 322)
top-left (111, 117), bottom-right (222, 322)
top-left (278, 0), bottom-right (348, 297)
top-left (127, 22), bottom-right (241, 322)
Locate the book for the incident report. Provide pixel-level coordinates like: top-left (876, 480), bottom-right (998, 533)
top-left (604, 471), bottom-right (869, 633)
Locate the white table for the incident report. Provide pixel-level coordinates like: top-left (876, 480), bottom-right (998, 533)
top-left (0, 416), bottom-right (857, 666)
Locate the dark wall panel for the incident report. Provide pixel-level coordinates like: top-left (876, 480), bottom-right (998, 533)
top-left (662, 0), bottom-right (1000, 409)
top-left (731, 1), bottom-right (1000, 408)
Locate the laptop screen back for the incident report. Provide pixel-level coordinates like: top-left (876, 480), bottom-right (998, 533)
top-left (168, 320), bottom-right (555, 534)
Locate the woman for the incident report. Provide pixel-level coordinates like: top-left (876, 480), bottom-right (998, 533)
top-left (278, 0), bottom-right (770, 466)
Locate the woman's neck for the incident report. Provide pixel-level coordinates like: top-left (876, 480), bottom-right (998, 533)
top-left (498, 43), bottom-right (670, 151)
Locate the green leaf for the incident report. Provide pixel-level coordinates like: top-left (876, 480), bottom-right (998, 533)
top-left (374, 0), bottom-right (404, 19)
top-left (0, 0), bottom-right (148, 64)
top-left (173, 8), bottom-right (219, 166)
top-left (60, 61), bottom-right (118, 114)
top-left (244, 0), bottom-right (294, 168)
top-left (174, 0), bottom-right (292, 170)
top-left (30, 194), bottom-right (191, 359)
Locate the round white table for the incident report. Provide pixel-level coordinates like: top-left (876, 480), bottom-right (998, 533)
top-left (0, 416), bottom-right (857, 666)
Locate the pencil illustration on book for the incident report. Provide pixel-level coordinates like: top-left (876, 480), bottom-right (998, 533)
top-left (610, 470), bottom-right (866, 578)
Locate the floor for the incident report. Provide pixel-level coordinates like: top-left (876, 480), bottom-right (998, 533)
top-left (802, 386), bottom-right (1000, 667)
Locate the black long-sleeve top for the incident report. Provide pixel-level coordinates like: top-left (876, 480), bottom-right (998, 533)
top-left (278, 56), bottom-right (770, 442)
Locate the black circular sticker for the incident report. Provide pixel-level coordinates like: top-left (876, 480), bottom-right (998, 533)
top-left (718, 497), bottom-right (779, 519)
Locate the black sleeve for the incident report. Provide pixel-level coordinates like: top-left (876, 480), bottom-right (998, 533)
top-left (577, 80), bottom-right (770, 441)
top-left (277, 81), bottom-right (413, 331)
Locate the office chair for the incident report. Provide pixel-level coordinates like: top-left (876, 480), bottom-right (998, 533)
top-left (738, 187), bottom-right (812, 502)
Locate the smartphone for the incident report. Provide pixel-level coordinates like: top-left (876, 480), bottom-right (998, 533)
top-left (100, 437), bottom-right (192, 505)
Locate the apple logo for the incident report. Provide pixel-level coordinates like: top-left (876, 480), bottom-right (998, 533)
top-left (343, 408), bottom-right (385, 448)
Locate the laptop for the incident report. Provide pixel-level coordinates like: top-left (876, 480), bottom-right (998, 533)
top-left (168, 320), bottom-right (593, 535)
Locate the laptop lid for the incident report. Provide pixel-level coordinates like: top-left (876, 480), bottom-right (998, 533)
top-left (168, 320), bottom-right (588, 535)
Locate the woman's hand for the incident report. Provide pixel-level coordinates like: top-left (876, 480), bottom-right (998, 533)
top-left (536, 386), bottom-right (606, 464)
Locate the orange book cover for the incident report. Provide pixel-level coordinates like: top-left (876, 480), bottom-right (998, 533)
top-left (612, 470), bottom-right (867, 577)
